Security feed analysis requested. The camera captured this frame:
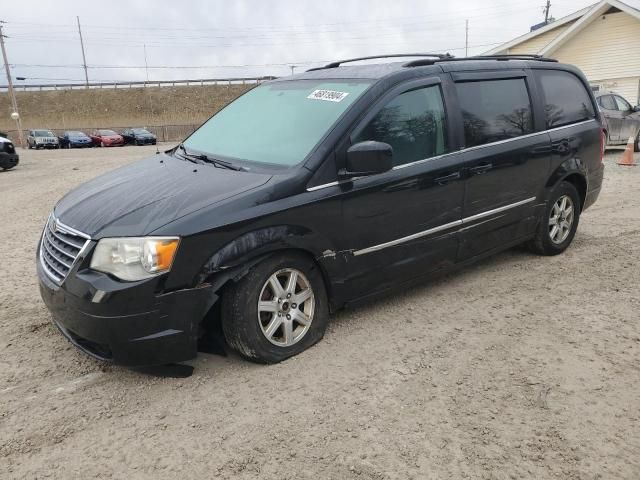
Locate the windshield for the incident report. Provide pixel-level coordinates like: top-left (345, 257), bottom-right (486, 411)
top-left (132, 128), bottom-right (151, 134)
top-left (183, 79), bottom-right (372, 166)
top-left (99, 130), bottom-right (117, 136)
top-left (34, 130), bottom-right (54, 137)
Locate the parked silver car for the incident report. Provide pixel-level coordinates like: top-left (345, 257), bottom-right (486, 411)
top-left (595, 91), bottom-right (640, 151)
top-left (27, 129), bottom-right (60, 149)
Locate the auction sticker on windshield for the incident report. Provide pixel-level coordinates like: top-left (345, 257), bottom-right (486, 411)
top-left (307, 89), bottom-right (349, 102)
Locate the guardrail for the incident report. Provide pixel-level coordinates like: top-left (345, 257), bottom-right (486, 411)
top-left (0, 76), bottom-right (277, 92)
top-left (2, 123), bottom-right (200, 145)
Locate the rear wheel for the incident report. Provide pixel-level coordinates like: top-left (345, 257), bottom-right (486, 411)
top-left (221, 252), bottom-right (329, 364)
top-left (528, 181), bottom-right (581, 256)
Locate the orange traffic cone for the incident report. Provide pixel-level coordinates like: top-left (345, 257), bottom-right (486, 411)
top-left (617, 136), bottom-right (637, 166)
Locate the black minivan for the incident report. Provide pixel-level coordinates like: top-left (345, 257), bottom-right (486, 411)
top-left (38, 54), bottom-right (605, 367)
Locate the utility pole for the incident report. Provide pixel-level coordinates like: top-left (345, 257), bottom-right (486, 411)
top-left (143, 43), bottom-right (150, 82)
top-left (544, 0), bottom-right (552, 23)
top-left (465, 19), bottom-right (469, 57)
top-left (0, 22), bottom-right (25, 148)
top-left (76, 16), bottom-right (89, 87)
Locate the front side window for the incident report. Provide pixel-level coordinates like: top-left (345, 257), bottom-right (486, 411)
top-left (614, 95), bottom-right (632, 112)
top-left (455, 78), bottom-right (533, 148)
top-left (538, 70), bottom-right (595, 128)
top-left (352, 85), bottom-right (447, 166)
top-left (184, 80), bottom-right (372, 167)
top-left (598, 95), bottom-right (617, 110)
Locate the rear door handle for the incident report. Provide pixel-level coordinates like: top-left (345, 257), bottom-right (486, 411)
top-left (434, 172), bottom-right (461, 185)
top-left (469, 163), bottom-right (492, 175)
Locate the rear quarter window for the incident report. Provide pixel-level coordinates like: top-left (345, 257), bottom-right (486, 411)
top-left (537, 70), bottom-right (595, 128)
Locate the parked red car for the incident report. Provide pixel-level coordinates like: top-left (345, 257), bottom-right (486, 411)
top-left (90, 129), bottom-right (124, 147)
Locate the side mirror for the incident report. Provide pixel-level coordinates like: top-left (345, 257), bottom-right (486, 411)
top-left (339, 141), bottom-right (393, 178)
top-left (634, 105), bottom-right (640, 112)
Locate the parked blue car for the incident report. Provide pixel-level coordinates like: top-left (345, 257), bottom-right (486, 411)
top-left (59, 131), bottom-right (94, 149)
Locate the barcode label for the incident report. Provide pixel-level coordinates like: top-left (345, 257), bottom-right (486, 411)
top-left (307, 89), bottom-right (349, 102)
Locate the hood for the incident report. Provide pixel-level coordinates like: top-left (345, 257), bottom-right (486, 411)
top-left (70, 135), bottom-right (90, 141)
top-left (54, 153), bottom-right (272, 237)
top-left (135, 133), bottom-right (155, 138)
top-left (103, 135), bottom-right (122, 140)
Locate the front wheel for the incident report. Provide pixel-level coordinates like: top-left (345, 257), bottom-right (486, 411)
top-left (221, 252), bottom-right (329, 364)
top-left (528, 181), bottom-right (581, 256)
top-left (634, 131), bottom-right (639, 153)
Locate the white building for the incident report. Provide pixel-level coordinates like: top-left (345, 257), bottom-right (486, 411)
top-left (486, 0), bottom-right (640, 104)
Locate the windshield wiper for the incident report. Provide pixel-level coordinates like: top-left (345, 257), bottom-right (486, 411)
top-left (176, 144), bottom-right (246, 171)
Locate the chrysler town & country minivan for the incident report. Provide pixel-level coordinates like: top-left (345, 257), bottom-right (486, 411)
top-left (37, 54), bottom-right (605, 366)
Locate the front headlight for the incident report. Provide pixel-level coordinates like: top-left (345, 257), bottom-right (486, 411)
top-left (90, 237), bottom-right (180, 281)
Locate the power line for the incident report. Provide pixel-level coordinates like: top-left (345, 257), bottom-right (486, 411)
top-left (7, 40), bottom-right (510, 74)
top-left (2, 0), bottom-right (582, 33)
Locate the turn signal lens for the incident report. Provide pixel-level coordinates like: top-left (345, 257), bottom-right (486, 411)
top-left (142, 238), bottom-right (180, 273)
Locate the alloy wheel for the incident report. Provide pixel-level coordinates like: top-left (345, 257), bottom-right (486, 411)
top-left (549, 194), bottom-right (574, 244)
top-left (257, 268), bottom-right (315, 347)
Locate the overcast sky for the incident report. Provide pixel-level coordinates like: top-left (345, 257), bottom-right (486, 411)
top-left (1, 0), bottom-right (598, 85)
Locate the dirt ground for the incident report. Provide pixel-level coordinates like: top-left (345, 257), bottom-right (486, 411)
top-left (1, 145), bottom-right (639, 479)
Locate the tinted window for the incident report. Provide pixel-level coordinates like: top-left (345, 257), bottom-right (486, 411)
top-left (598, 95), bottom-right (617, 110)
top-left (614, 95), bottom-right (632, 112)
top-left (353, 86), bottom-right (447, 166)
top-left (538, 70), bottom-right (595, 128)
top-left (455, 78), bottom-right (533, 148)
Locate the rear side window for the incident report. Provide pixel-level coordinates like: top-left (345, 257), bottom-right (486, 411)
top-left (538, 70), bottom-right (595, 128)
top-left (454, 78), bottom-right (533, 148)
top-left (353, 85), bottom-right (448, 166)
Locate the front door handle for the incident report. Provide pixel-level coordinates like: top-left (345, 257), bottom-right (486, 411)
top-left (469, 162), bottom-right (493, 175)
top-left (434, 171), bottom-right (461, 185)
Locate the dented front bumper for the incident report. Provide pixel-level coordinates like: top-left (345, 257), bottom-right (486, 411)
top-left (37, 259), bottom-right (217, 367)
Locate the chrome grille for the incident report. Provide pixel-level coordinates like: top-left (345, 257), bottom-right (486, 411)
top-left (40, 215), bottom-right (90, 284)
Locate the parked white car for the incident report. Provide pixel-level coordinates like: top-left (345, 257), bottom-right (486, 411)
top-left (27, 130), bottom-right (60, 149)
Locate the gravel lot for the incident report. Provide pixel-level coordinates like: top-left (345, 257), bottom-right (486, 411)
top-left (1, 145), bottom-right (639, 479)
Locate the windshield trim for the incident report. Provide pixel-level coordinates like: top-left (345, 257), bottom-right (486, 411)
top-left (180, 78), bottom-right (373, 171)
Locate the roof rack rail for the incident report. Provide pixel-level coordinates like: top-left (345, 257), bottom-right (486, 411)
top-left (307, 53), bottom-right (454, 71)
top-left (427, 54), bottom-right (558, 64)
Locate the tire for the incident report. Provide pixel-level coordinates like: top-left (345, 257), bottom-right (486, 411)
top-left (634, 131), bottom-right (639, 153)
top-left (28, 143), bottom-right (33, 150)
top-left (527, 181), bottom-right (581, 256)
top-left (221, 252), bottom-right (329, 364)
